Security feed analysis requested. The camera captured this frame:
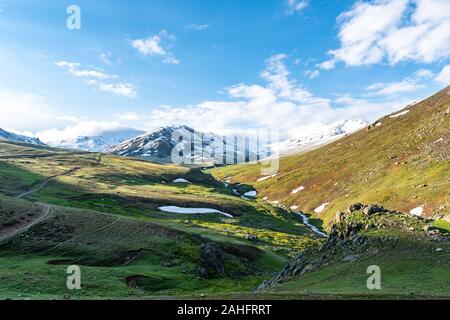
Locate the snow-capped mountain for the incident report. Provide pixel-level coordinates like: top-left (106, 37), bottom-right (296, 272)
top-left (273, 119), bottom-right (368, 155)
top-left (53, 128), bottom-right (145, 152)
top-left (107, 125), bottom-right (258, 164)
top-left (0, 128), bottom-right (46, 146)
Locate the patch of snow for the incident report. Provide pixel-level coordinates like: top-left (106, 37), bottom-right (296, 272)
top-left (158, 206), bottom-right (233, 218)
top-left (257, 174), bottom-right (278, 182)
top-left (173, 178), bottom-right (191, 183)
top-left (291, 186), bottom-right (305, 194)
top-left (389, 110), bottom-right (410, 118)
top-left (410, 206), bottom-right (424, 217)
top-left (314, 202), bottom-right (330, 214)
top-left (244, 190), bottom-right (257, 197)
top-left (375, 122), bottom-right (382, 127)
top-left (290, 205), bottom-right (299, 210)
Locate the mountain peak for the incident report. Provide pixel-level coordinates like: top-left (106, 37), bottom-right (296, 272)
top-left (0, 128), bottom-right (46, 146)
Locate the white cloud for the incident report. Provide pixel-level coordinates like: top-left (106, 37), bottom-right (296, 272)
top-left (97, 82), bottom-right (137, 98)
top-left (140, 55), bottom-right (413, 138)
top-left (323, 0), bottom-right (450, 68)
top-left (415, 69), bottom-right (434, 79)
top-left (55, 61), bottom-right (114, 80)
top-left (0, 89), bottom-right (79, 132)
top-left (435, 65), bottom-right (450, 85)
top-left (304, 70), bottom-right (320, 79)
top-left (99, 52), bottom-right (112, 65)
top-left (36, 121), bottom-right (125, 145)
top-left (286, 0), bottom-right (309, 14)
top-left (317, 59), bottom-right (336, 70)
top-left (56, 61), bottom-right (137, 98)
top-left (333, 94), bottom-right (415, 121)
top-left (131, 30), bottom-right (180, 64)
top-left (184, 23), bottom-right (209, 31)
top-left (366, 79), bottom-right (425, 96)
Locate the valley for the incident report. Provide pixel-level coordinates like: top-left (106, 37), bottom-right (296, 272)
top-left (0, 140), bottom-right (320, 299)
top-left (0, 87), bottom-right (449, 300)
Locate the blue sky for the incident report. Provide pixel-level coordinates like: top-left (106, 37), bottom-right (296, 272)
top-left (0, 0), bottom-right (449, 142)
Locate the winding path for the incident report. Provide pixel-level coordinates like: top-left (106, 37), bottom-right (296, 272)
top-left (0, 204), bottom-right (51, 243)
top-left (0, 166), bottom-right (81, 242)
top-left (16, 167), bottom-right (81, 199)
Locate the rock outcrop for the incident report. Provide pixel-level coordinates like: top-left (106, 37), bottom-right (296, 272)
top-left (257, 203), bottom-right (447, 291)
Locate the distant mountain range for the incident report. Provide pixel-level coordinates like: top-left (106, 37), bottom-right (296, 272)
top-left (53, 128), bottom-right (145, 152)
top-left (105, 121), bottom-right (368, 163)
top-left (0, 120), bottom-right (369, 162)
top-left (0, 128), bottom-right (46, 146)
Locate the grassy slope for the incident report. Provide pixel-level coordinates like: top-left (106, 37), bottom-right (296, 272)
top-left (260, 210), bottom-right (450, 299)
top-left (210, 86), bottom-right (450, 227)
top-left (0, 141), bottom-right (321, 299)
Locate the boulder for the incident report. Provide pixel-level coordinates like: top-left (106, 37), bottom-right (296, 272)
top-left (198, 242), bottom-right (226, 279)
top-left (363, 204), bottom-right (385, 216)
top-left (347, 203), bottom-right (364, 214)
top-left (335, 211), bottom-right (346, 223)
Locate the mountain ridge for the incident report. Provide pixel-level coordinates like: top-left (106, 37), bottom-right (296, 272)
top-left (0, 128), bottom-right (46, 146)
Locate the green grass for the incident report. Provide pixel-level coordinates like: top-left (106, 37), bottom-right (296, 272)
top-left (267, 237), bottom-right (450, 298)
top-left (0, 141), bottom-right (323, 299)
top-left (0, 202), bottom-right (288, 299)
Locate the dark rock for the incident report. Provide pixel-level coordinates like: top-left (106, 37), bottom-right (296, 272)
top-left (347, 203), bottom-right (364, 214)
top-left (363, 204), bottom-right (385, 216)
top-left (198, 242), bottom-right (226, 279)
top-left (335, 211), bottom-right (346, 223)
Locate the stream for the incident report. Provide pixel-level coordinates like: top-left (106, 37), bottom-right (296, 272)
top-left (221, 181), bottom-right (327, 238)
top-left (291, 210), bottom-right (327, 237)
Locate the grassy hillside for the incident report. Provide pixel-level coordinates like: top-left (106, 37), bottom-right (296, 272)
top-left (0, 141), bottom-right (321, 299)
top-left (256, 204), bottom-right (450, 299)
top-left (210, 86), bottom-right (450, 227)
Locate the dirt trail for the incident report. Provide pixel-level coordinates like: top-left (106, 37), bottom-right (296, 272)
top-left (0, 166), bottom-right (81, 242)
top-left (0, 204), bottom-right (51, 243)
top-left (16, 167), bottom-right (81, 199)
